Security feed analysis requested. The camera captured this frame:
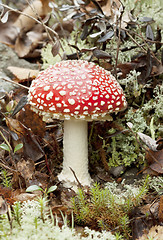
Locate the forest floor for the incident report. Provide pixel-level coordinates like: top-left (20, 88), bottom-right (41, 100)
top-left (0, 1), bottom-right (163, 239)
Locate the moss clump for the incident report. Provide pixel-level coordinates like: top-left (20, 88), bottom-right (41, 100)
top-left (72, 177), bottom-right (149, 239)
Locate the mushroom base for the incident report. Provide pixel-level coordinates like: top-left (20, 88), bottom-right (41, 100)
top-left (58, 120), bottom-right (92, 188)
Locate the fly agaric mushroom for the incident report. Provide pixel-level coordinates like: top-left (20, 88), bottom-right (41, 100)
top-left (28, 60), bottom-right (127, 188)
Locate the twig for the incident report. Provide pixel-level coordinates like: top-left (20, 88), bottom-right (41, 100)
top-left (45, 154), bottom-right (52, 174)
top-left (0, 128), bottom-right (12, 152)
top-left (99, 147), bottom-right (110, 172)
top-left (0, 3), bottom-right (58, 38)
top-left (51, 9), bottom-right (73, 54)
top-left (25, 0), bottom-right (64, 54)
top-left (2, 77), bottom-right (29, 90)
top-left (35, 160), bottom-right (45, 166)
top-left (115, 23), bottom-right (121, 79)
top-left (137, 23), bottom-right (162, 65)
top-left (125, 30), bottom-right (147, 54)
top-left (139, 38), bottom-right (163, 45)
top-left (121, 27), bottom-right (163, 45)
top-left (123, 27), bottom-right (162, 65)
top-left (0, 127), bottom-right (17, 170)
top-left (115, 4), bottom-right (124, 78)
top-left (69, 167), bottom-right (83, 189)
top-left (0, 160), bottom-right (17, 173)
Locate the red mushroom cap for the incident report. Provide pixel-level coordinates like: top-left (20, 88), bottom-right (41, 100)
top-left (28, 60), bottom-right (127, 120)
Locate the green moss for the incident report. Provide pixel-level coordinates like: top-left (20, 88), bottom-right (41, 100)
top-left (72, 177), bottom-right (149, 238)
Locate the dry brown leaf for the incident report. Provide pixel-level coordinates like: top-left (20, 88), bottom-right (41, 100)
top-left (13, 192), bottom-right (38, 202)
top-left (6, 117), bottom-right (26, 137)
top-left (14, 31), bottom-right (33, 58)
top-left (117, 62), bottom-right (137, 78)
top-left (40, 0), bottom-right (52, 13)
top-left (151, 64), bottom-right (163, 76)
top-left (137, 225), bottom-right (163, 240)
top-left (23, 132), bottom-right (44, 162)
top-left (0, 196), bottom-right (8, 215)
top-left (27, 25), bottom-right (44, 43)
top-left (17, 105), bottom-right (46, 137)
top-left (85, 0), bottom-right (121, 18)
top-left (0, 185), bottom-right (15, 205)
top-left (0, 11), bottom-right (19, 46)
top-left (34, 171), bottom-right (49, 190)
top-left (103, 0), bottom-right (121, 17)
top-left (118, 54), bottom-right (163, 81)
top-left (17, 158), bottom-right (35, 186)
top-left (12, 188), bottom-right (41, 202)
top-left (14, 23), bottom-right (45, 58)
top-left (13, 0), bottom-right (50, 32)
top-left (0, 24), bottom-right (18, 46)
top-left (159, 196), bottom-right (163, 223)
top-left (146, 149), bottom-right (163, 174)
top-left (7, 66), bottom-right (39, 82)
top-left (53, 20), bottom-right (74, 38)
top-left (6, 116), bottom-right (44, 161)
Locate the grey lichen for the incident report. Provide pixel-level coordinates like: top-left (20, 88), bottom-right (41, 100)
top-left (106, 79), bottom-right (162, 168)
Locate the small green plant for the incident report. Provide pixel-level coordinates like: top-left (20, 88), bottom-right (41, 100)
top-left (0, 168), bottom-right (12, 188)
top-left (0, 128), bottom-right (23, 155)
top-left (13, 202), bottom-right (22, 226)
top-left (5, 100), bottom-right (17, 115)
top-left (26, 184), bottom-right (57, 197)
top-left (0, 142), bottom-right (23, 154)
top-left (0, 130), bottom-right (23, 187)
top-left (26, 185), bottom-right (58, 222)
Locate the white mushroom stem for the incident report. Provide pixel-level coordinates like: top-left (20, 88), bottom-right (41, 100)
top-left (58, 120), bottom-right (92, 187)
